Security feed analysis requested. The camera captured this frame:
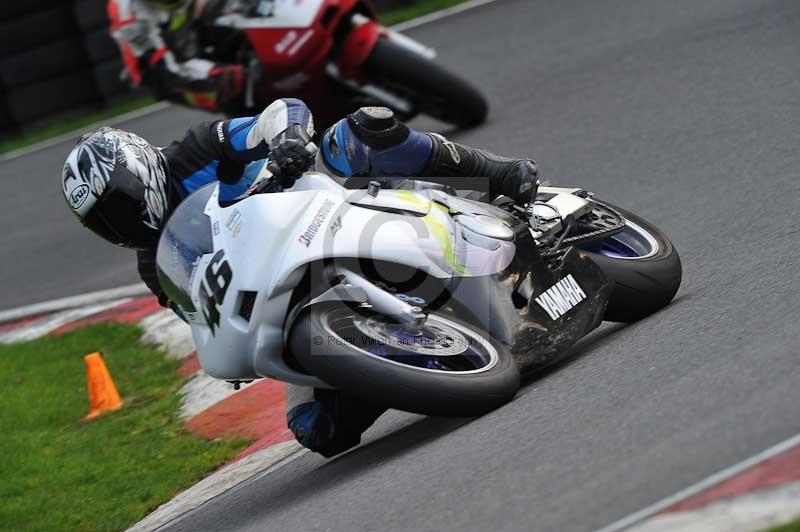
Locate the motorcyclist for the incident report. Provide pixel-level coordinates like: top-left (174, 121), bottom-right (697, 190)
top-left (108, 0), bottom-right (252, 113)
top-left (61, 98), bottom-right (538, 456)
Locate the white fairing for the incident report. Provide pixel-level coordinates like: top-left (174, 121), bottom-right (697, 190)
top-left (215, 0), bottom-right (326, 29)
top-left (178, 173), bottom-right (516, 386)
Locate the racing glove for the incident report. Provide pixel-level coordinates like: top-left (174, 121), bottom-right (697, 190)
top-left (267, 123), bottom-right (318, 188)
top-left (499, 159), bottom-right (539, 204)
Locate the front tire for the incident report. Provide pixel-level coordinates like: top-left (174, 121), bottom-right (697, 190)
top-left (579, 201), bottom-right (682, 322)
top-left (364, 38), bottom-right (489, 128)
top-left (289, 303), bottom-right (519, 417)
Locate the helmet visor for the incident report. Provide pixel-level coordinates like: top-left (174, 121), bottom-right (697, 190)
top-left (82, 166), bottom-right (160, 250)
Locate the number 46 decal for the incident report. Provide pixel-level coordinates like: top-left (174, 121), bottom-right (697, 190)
top-left (199, 250), bottom-right (233, 334)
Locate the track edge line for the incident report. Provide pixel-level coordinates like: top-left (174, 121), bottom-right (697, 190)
top-left (594, 432), bottom-right (800, 532)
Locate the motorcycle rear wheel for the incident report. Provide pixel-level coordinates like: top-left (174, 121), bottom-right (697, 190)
top-left (363, 38), bottom-right (489, 128)
top-left (579, 201), bottom-right (682, 322)
top-left (289, 303), bottom-right (519, 417)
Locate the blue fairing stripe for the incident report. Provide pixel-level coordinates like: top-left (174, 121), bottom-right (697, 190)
top-left (227, 117), bottom-right (258, 152)
top-left (181, 161), bottom-right (219, 194)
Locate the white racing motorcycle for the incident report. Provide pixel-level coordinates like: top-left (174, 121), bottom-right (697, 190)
top-left (156, 171), bottom-right (681, 416)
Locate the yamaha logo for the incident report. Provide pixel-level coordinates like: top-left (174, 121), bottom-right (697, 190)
top-left (69, 184), bottom-right (90, 210)
top-left (535, 275), bottom-right (587, 320)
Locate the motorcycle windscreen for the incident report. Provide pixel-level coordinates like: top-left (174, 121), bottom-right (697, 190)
top-left (155, 184), bottom-right (216, 314)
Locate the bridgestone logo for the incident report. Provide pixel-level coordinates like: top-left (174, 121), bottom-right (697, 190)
top-left (534, 274), bottom-right (587, 320)
top-left (297, 199), bottom-right (335, 247)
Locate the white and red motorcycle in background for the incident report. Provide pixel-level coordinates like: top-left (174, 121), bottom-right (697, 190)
top-left (209, 0), bottom-right (489, 128)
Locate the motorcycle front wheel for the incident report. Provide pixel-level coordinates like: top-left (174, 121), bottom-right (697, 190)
top-left (289, 303), bottom-right (519, 417)
top-left (363, 38), bottom-right (489, 128)
top-left (579, 201), bottom-right (682, 323)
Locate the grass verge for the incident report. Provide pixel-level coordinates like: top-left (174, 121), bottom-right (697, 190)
top-left (0, 323), bottom-right (248, 532)
top-left (767, 517), bottom-right (800, 532)
top-left (0, 0), bottom-right (474, 156)
top-left (382, 0), bottom-right (473, 26)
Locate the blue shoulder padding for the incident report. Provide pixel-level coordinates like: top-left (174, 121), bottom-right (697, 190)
top-left (226, 117), bottom-right (258, 153)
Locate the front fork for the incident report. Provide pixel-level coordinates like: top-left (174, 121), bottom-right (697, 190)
top-left (309, 267), bottom-right (427, 325)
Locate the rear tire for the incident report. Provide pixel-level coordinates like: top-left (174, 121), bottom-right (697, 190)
top-left (580, 201), bottom-right (682, 322)
top-left (364, 37), bottom-right (489, 128)
top-left (289, 303), bottom-right (519, 417)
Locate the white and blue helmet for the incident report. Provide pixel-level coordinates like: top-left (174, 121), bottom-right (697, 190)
top-left (61, 127), bottom-right (169, 250)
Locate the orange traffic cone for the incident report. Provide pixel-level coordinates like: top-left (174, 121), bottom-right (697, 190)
top-left (82, 352), bottom-right (123, 421)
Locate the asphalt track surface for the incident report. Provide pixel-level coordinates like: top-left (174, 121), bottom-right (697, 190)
top-left (3, 0), bottom-right (800, 530)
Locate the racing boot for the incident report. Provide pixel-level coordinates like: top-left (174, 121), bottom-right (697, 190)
top-left (286, 385), bottom-right (387, 458)
top-left (422, 133), bottom-right (539, 205)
